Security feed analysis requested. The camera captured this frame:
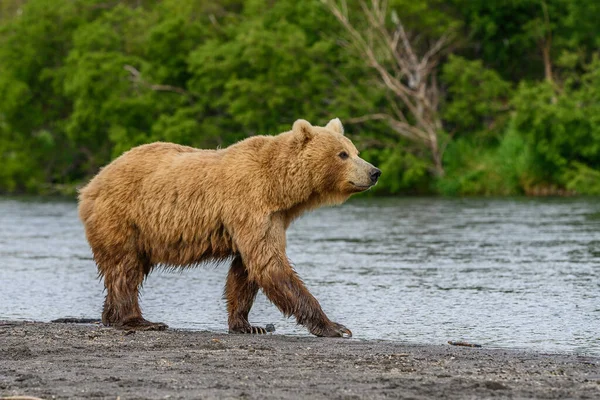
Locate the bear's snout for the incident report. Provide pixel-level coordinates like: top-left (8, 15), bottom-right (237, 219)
top-left (370, 168), bottom-right (382, 184)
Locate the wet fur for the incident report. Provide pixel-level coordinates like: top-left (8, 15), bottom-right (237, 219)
top-left (78, 118), bottom-right (377, 336)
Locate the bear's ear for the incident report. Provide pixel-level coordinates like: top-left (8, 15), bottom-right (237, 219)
top-left (292, 119), bottom-right (315, 142)
top-left (325, 118), bottom-right (344, 135)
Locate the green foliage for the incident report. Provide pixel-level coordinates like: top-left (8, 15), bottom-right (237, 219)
top-left (450, 0), bottom-right (567, 81)
top-left (362, 147), bottom-right (431, 195)
top-left (511, 59), bottom-right (600, 193)
top-left (564, 163), bottom-right (600, 195)
top-left (0, 0), bottom-right (598, 196)
top-left (437, 122), bottom-right (533, 196)
top-left (441, 55), bottom-right (512, 139)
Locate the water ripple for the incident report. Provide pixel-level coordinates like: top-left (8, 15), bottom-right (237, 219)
top-left (0, 196), bottom-right (599, 355)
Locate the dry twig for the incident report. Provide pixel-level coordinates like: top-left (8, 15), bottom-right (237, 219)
top-left (124, 65), bottom-right (191, 97)
top-left (322, 0), bottom-right (455, 175)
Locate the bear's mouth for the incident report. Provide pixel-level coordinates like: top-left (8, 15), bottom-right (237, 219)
top-left (349, 181), bottom-right (372, 191)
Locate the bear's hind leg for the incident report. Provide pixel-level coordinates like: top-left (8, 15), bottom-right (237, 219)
top-left (100, 251), bottom-right (167, 331)
top-left (225, 256), bottom-right (266, 334)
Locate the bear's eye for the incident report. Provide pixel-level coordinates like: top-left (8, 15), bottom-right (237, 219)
top-left (338, 151), bottom-right (349, 160)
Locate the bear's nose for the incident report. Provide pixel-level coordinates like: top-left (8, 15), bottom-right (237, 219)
top-left (370, 168), bottom-right (382, 183)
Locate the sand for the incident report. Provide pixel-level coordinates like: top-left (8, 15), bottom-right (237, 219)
top-left (1, 321), bottom-right (598, 399)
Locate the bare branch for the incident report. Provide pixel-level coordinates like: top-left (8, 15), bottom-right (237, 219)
top-left (419, 32), bottom-right (451, 71)
top-left (345, 113), bottom-right (391, 124)
top-left (346, 113), bottom-right (431, 144)
top-left (323, 0), bottom-right (454, 175)
top-left (386, 91), bottom-right (408, 124)
top-left (124, 65), bottom-right (190, 97)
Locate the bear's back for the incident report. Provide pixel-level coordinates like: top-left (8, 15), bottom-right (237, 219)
top-left (78, 142), bottom-right (215, 224)
top-left (80, 142), bottom-right (198, 196)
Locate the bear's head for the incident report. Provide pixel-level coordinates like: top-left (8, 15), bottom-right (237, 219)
top-left (292, 118), bottom-right (381, 204)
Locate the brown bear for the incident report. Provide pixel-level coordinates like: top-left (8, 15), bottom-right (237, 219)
top-left (78, 118), bottom-right (380, 337)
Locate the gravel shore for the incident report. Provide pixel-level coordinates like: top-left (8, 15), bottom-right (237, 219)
top-left (1, 321), bottom-right (598, 399)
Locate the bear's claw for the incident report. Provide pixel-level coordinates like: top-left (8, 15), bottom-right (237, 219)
top-left (229, 325), bottom-right (268, 335)
top-left (340, 327), bottom-right (353, 338)
top-left (313, 322), bottom-right (352, 338)
top-left (251, 326), bottom-right (267, 334)
top-left (116, 318), bottom-right (168, 331)
top-left (134, 322), bottom-right (168, 331)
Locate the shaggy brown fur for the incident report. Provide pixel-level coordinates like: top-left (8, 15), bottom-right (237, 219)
top-left (78, 118), bottom-right (380, 337)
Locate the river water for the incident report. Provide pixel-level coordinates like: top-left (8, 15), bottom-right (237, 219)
top-left (1, 197), bottom-right (598, 355)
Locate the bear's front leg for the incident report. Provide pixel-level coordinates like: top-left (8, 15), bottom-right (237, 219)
top-left (236, 220), bottom-right (352, 338)
top-left (258, 264), bottom-right (352, 338)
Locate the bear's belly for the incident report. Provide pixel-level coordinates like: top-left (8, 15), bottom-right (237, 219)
top-left (147, 227), bottom-right (236, 267)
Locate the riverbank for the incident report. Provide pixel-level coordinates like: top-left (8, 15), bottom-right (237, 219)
top-left (1, 321), bottom-right (598, 399)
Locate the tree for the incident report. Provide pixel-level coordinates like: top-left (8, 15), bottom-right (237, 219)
top-left (322, 0), bottom-right (457, 175)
